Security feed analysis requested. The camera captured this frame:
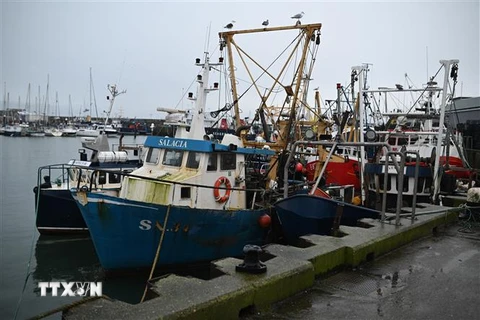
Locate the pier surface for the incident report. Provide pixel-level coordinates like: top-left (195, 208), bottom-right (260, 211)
top-left (61, 204), bottom-right (479, 319)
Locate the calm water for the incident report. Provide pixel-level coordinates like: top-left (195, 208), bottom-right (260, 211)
top-left (0, 135), bottom-right (148, 319)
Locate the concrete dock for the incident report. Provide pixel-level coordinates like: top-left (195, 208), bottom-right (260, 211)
top-left (61, 204), bottom-right (467, 320)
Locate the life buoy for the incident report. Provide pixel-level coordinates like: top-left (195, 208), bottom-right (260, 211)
top-left (213, 176), bottom-right (232, 203)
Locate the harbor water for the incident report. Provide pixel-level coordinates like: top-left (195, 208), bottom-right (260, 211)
top-left (2, 135), bottom-right (479, 320)
top-left (0, 135), bottom-right (149, 319)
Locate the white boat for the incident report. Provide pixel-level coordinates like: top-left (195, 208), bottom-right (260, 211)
top-left (44, 128), bottom-right (63, 137)
top-left (61, 126), bottom-right (77, 137)
top-left (76, 127), bottom-right (99, 137)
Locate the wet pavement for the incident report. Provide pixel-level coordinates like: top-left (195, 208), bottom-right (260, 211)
top-left (246, 221), bottom-right (480, 320)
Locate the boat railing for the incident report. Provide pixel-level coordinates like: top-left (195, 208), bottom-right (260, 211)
top-left (381, 151), bottom-right (420, 225)
top-left (284, 141), bottom-right (397, 199)
top-left (283, 141), bottom-right (425, 225)
top-left (75, 167), bottom-right (269, 198)
top-left (36, 163), bottom-right (78, 191)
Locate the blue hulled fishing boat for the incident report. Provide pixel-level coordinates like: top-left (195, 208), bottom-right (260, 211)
top-left (71, 53), bottom-right (275, 271)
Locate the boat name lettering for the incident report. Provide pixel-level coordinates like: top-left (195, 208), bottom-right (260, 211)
top-left (139, 220), bottom-right (152, 230)
top-left (158, 139), bottom-right (188, 148)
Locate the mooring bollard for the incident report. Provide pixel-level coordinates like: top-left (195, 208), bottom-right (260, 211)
top-left (236, 244), bottom-right (267, 274)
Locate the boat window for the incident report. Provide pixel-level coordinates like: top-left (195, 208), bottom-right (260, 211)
top-left (163, 150), bottom-right (184, 167)
top-left (98, 171), bottom-right (107, 185)
top-left (181, 187), bottom-right (191, 199)
top-left (397, 137), bottom-right (408, 145)
top-left (186, 151), bottom-right (201, 169)
top-left (388, 137), bottom-right (397, 145)
top-left (109, 172), bottom-right (121, 184)
top-left (146, 148), bottom-right (160, 164)
top-left (207, 153), bottom-right (218, 171)
top-left (220, 153), bottom-right (236, 170)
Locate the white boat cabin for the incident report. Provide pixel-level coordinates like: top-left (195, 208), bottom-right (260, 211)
top-left (119, 134), bottom-right (274, 209)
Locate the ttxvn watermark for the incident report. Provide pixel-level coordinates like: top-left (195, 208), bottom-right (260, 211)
top-left (38, 282), bottom-right (102, 297)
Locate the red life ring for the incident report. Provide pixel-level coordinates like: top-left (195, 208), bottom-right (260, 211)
top-left (213, 176), bottom-right (232, 203)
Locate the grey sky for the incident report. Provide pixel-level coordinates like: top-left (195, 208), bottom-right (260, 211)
top-left (2, 1), bottom-right (479, 119)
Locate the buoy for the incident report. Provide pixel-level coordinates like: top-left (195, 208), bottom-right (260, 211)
top-left (295, 162), bottom-right (303, 172)
top-left (352, 196), bottom-right (362, 206)
top-left (258, 214), bottom-right (272, 228)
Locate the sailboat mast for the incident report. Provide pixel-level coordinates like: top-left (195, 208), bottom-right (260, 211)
top-left (43, 74), bottom-right (50, 125)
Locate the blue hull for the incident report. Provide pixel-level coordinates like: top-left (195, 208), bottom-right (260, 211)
top-left (73, 192), bottom-right (269, 271)
top-left (275, 195), bottom-right (379, 242)
top-left (34, 188), bottom-right (88, 234)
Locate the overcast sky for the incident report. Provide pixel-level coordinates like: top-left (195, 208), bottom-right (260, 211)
top-left (1, 1), bottom-right (479, 120)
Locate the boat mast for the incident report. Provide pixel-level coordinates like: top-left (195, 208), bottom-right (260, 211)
top-left (355, 65), bottom-right (367, 204)
top-left (43, 74), bottom-right (49, 126)
top-left (104, 84), bottom-right (126, 129)
top-left (432, 59), bottom-right (459, 203)
top-left (219, 23), bottom-right (322, 143)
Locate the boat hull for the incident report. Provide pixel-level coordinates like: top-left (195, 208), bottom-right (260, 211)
top-left (72, 191), bottom-right (269, 271)
top-left (306, 160), bottom-right (361, 190)
top-left (275, 194), bottom-right (379, 243)
top-left (34, 187), bottom-right (88, 234)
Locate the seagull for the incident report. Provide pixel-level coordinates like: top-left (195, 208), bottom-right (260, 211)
top-left (262, 19), bottom-right (269, 26)
top-left (291, 11), bottom-right (305, 19)
top-left (224, 20), bottom-right (235, 29)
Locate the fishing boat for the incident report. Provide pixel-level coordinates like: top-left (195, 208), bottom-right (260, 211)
top-left (363, 60), bottom-right (473, 209)
top-left (71, 52), bottom-right (275, 271)
top-left (34, 85), bottom-right (142, 234)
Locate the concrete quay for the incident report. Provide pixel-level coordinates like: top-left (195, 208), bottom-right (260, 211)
top-left (62, 204), bottom-right (459, 320)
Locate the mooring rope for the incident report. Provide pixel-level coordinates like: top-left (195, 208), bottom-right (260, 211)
top-left (14, 174), bottom-right (43, 320)
top-left (140, 204), bottom-right (171, 303)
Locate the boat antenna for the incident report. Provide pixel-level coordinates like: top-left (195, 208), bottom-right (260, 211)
top-left (204, 22), bottom-right (212, 53)
top-left (426, 46), bottom-right (429, 82)
top-left (104, 84), bottom-right (126, 130)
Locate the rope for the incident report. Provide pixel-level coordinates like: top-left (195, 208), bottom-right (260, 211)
top-left (26, 296), bottom-right (104, 320)
top-left (14, 172), bottom-right (42, 320)
top-left (140, 205), bottom-right (171, 303)
top-left (458, 203), bottom-right (480, 234)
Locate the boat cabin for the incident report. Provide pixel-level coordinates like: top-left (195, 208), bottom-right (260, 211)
top-left (119, 134), bottom-right (275, 209)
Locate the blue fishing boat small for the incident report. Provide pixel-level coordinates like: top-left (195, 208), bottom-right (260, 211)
top-left (71, 53), bottom-right (275, 271)
top-left (275, 193), bottom-right (379, 243)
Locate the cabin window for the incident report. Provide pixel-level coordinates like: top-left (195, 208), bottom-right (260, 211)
top-left (146, 148), bottom-right (160, 164)
top-left (163, 150), bottom-right (184, 167)
top-left (186, 151), bottom-right (201, 169)
top-left (109, 172), bottom-right (121, 184)
top-left (98, 171), bottom-right (107, 185)
top-left (397, 137), bottom-right (408, 146)
top-left (181, 187), bottom-right (191, 199)
top-left (207, 153), bottom-right (218, 171)
top-left (388, 137), bottom-right (397, 145)
top-left (220, 153), bottom-right (236, 170)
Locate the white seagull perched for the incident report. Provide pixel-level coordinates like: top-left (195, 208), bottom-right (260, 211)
top-left (224, 20), bottom-right (235, 29)
top-left (291, 11), bottom-right (305, 19)
top-left (262, 19), bottom-right (269, 26)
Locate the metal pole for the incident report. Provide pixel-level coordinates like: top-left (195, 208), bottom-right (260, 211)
top-left (310, 142), bottom-right (338, 195)
top-left (395, 153), bottom-right (405, 226)
top-left (433, 59), bottom-right (459, 203)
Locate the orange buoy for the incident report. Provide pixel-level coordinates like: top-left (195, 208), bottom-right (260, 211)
top-left (258, 214), bottom-right (272, 228)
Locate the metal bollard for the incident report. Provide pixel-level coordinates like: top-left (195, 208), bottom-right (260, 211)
top-left (235, 244), bottom-right (267, 274)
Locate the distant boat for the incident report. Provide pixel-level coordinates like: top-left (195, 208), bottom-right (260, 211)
top-left (44, 127), bottom-right (63, 137)
top-left (75, 127), bottom-right (99, 137)
top-left (61, 125), bottom-right (77, 137)
top-left (4, 124), bottom-right (26, 137)
top-left (33, 133), bottom-right (143, 234)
